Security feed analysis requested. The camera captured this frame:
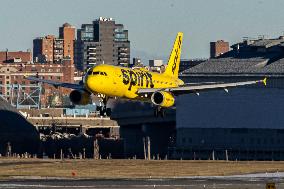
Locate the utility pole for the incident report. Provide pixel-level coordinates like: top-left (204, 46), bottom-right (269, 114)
top-left (94, 139), bottom-right (100, 159)
top-left (83, 148), bottom-right (86, 159)
top-left (147, 137), bottom-right (151, 160)
top-left (143, 137), bottom-right (147, 160)
top-left (225, 150), bottom-right (228, 161)
top-left (6, 142), bottom-right (11, 157)
top-left (60, 149), bottom-right (63, 160)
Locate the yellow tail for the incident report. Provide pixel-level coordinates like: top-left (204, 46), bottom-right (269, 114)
top-left (163, 32), bottom-right (183, 78)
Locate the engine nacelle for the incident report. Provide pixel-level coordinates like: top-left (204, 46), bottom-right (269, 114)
top-left (69, 90), bottom-right (91, 105)
top-left (151, 91), bottom-right (175, 108)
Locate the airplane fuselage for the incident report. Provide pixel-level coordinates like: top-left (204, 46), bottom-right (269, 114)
top-left (84, 64), bottom-right (184, 100)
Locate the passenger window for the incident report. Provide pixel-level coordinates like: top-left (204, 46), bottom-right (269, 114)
top-left (93, 72), bottom-right (99, 75)
top-left (100, 72), bottom-right (104, 75)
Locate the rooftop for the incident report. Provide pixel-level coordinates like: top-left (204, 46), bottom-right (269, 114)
top-left (0, 51), bottom-right (32, 63)
top-left (182, 35), bottom-right (284, 76)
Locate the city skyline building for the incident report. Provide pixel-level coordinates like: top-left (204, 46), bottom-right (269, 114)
top-left (0, 59), bottom-right (74, 107)
top-left (33, 23), bottom-right (75, 64)
top-left (0, 50), bottom-right (32, 63)
top-left (75, 17), bottom-right (130, 71)
top-left (59, 23), bottom-right (76, 63)
top-left (210, 40), bottom-right (229, 58)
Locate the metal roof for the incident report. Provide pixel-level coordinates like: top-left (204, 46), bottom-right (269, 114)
top-left (181, 58), bottom-right (270, 74)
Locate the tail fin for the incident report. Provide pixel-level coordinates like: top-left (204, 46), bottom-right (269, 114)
top-left (163, 32), bottom-right (183, 78)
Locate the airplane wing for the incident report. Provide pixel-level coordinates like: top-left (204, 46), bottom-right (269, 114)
top-left (137, 78), bottom-right (267, 95)
top-left (26, 76), bottom-right (85, 90)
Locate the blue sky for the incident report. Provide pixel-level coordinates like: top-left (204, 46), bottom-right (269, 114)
top-left (1, 0), bottom-right (284, 62)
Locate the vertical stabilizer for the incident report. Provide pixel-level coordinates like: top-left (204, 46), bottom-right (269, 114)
top-left (163, 32), bottom-right (183, 78)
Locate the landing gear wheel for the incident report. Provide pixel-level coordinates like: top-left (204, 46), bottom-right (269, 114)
top-left (97, 95), bottom-right (110, 117)
top-left (96, 106), bottom-right (101, 111)
top-left (99, 109), bottom-right (105, 116)
top-left (154, 108), bottom-right (159, 117)
top-left (106, 108), bottom-right (112, 117)
top-left (160, 108), bottom-right (165, 117)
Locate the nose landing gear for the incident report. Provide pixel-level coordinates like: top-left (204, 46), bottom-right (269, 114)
top-left (96, 95), bottom-right (112, 117)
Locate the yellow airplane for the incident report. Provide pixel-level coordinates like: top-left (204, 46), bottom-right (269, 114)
top-left (27, 32), bottom-right (267, 117)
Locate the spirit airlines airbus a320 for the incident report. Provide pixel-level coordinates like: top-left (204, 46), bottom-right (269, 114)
top-left (27, 32), bottom-right (267, 117)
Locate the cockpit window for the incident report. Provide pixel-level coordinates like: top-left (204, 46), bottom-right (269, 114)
top-left (91, 71), bottom-right (107, 76)
top-left (87, 70), bottom-right (92, 75)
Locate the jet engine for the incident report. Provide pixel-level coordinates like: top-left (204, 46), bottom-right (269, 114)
top-left (151, 91), bottom-right (175, 108)
top-left (69, 90), bottom-right (91, 105)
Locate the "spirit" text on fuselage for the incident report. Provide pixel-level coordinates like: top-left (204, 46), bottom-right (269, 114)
top-left (121, 69), bottom-right (154, 91)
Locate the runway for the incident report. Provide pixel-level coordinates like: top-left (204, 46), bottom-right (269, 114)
top-left (1, 173), bottom-right (284, 189)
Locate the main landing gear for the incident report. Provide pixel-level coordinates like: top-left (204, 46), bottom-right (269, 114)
top-left (97, 106), bottom-right (112, 117)
top-left (96, 95), bottom-right (112, 117)
top-left (154, 107), bottom-right (165, 118)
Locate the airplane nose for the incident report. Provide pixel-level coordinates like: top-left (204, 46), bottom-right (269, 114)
top-left (85, 75), bottom-right (97, 92)
top-left (84, 75), bottom-right (91, 89)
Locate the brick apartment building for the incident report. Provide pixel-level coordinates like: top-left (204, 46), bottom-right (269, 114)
top-left (33, 23), bottom-right (75, 64)
top-left (59, 23), bottom-right (75, 61)
top-left (0, 50), bottom-right (74, 107)
top-left (210, 40), bottom-right (229, 58)
top-left (0, 50), bottom-right (32, 63)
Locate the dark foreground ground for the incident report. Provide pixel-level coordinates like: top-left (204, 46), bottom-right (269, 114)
top-left (0, 177), bottom-right (283, 189)
top-left (1, 159), bottom-right (284, 188)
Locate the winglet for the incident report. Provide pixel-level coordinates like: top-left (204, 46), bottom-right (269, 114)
top-left (262, 77), bottom-right (267, 86)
